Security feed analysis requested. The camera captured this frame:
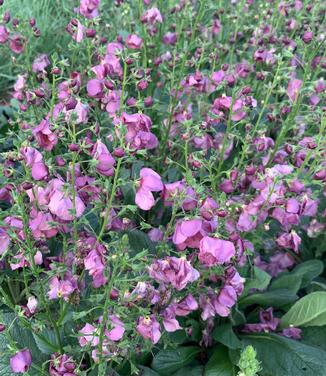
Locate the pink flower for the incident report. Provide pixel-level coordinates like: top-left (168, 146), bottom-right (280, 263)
top-left (162, 305), bottom-right (182, 332)
top-left (10, 349), bottom-right (32, 373)
top-left (29, 210), bottom-right (58, 239)
top-left (10, 251), bottom-right (43, 270)
top-left (79, 323), bottom-right (99, 347)
top-left (105, 315), bottom-right (125, 341)
top-left (141, 7), bottom-right (163, 24)
top-left (287, 79), bottom-right (302, 102)
top-left (20, 147), bottom-right (48, 181)
top-left (47, 179), bottom-right (85, 221)
top-left (148, 256), bottom-right (200, 290)
top-left (276, 231), bottom-right (301, 253)
top-left (33, 119), bottom-right (58, 151)
top-left (200, 286), bottom-right (237, 320)
top-left (0, 228), bottom-right (10, 255)
top-left (32, 54), bottom-right (50, 73)
top-left (163, 181), bottom-right (197, 211)
top-left (121, 112), bottom-right (158, 150)
top-left (87, 79), bottom-right (104, 98)
top-left (135, 168), bottom-right (163, 210)
top-left (200, 197), bottom-right (218, 220)
top-left (136, 315), bottom-right (161, 344)
top-left (67, 19), bottom-right (84, 43)
top-left (79, 0), bottom-right (100, 19)
top-left (172, 219), bottom-right (207, 250)
top-left (49, 353), bottom-right (77, 376)
top-left (199, 236), bottom-right (235, 266)
top-left (175, 294), bottom-right (198, 316)
top-left (84, 249), bottom-right (107, 288)
top-left (125, 34), bottom-right (143, 49)
top-left (48, 275), bottom-right (77, 301)
top-left (27, 296), bottom-right (38, 314)
top-left (91, 140), bottom-right (115, 176)
top-left (9, 34), bottom-right (25, 54)
top-left (0, 25), bottom-right (9, 43)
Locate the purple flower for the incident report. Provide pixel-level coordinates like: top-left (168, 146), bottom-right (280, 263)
top-left (199, 236), bottom-right (235, 266)
top-left (125, 34), bottom-right (143, 49)
top-left (49, 353), bottom-right (77, 375)
top-left (200, 286), bottom-right (237, 320)
top-left (0, 25), bottom-right (9, 43)
top-left (20, 147), bottom-right (48, 181)
top-left (136, 315), bottom-right (161, 344)
top-left (33, 119), bottom-right (58, 151)
top-left (9, 34), bottom-right (24, 54)
top-left (91, 140), bottom-right (115, 176)
top-left (48, 274), bottom-right (77, 301)
top-left (163, 181), bottom-right (197, 211)
top-left (79, 323), bottom-right (99, 347)
top-left (141, 7), bottom-right (163, 24)
top-left (10, 349), bottom-right (32, 373)
top-left (84, 249), bottom-right (107, 288)
top-left (148, 256), bottom-right (199, 290)
top-left (162, 304), bottom-right (182, 332)
top-left (175, 294), bottom-right (198, 316)
top-left (172, 219), bottom-right (207, 250)
top-left (287, 79), bottom-right (302, 102)
top-left (105, 315), bottom-right (125, 341)
top-left (200, 197), bottom-right (218, 220)
top-left (87, 79), bottom-right (104, 98)
top-left (135, 168), bottom-right (163, 210)
top-left (32, 54), bottom-right (50, 73)
top-left (29, 210), bottom-right (58, 239)
top-left (276, 231), bottom-right (301, 253)
top-left (79, 0), bottom-right (100, 19)
top-left (0, 228), bottom-right (10, 255)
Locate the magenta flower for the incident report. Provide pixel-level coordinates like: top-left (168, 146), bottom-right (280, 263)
top-left (10, 349), bottom-right (32, 373)
top-left (32, 54), bottom-right (50, 73)
top-left (199, 236), bottom-right (235, 266)
top-left (87, 79), bottom-right (104, 98)
top-left (49, 353), bottom-right (77, 376)
top-left (141, 7), bottom-right (163, 24)
top-left (29, 210), bottom-right (58, 239)
top-left (135, 168), bottom-right (163, 210)
top-left (91, 140), bottom-right (115, 176)
top-left (79, 0), bottom-right (100, 19)
top-left (200, 197), bottom-right (219, 220)
top-left (172, 219), bottom-right (207, 250)
top-left (33, 119), bottom-right (58, 151)
top-left (287, 78), bottom-right (302, 102)
top-left (125, 34), bottom-right (143, 49)
top-left (9, 34), bottom-right (25, 54)
top-left (48, 275), bottom-right (77, 301)
top-left (121, 112), bottom-right (158, 150)
top-left (47, 179), bottom-right (85, 221)
top-left (105, 315), bottom-right (125, 341)
top-left (20, 147), bottom-right (48, 181)
top-left (0, 228), bottom-right (10, 255)
top-left (148, 256), bottom-right (200, 290)
top-left (136, 315), bottom-right (161, 344)
top-left (27, 296), bottom-right (38, 315)
top-left (0, 25), bottom-right (9, 43)
top-left (200, 286), bottom-right (237, 320)
top-left (276, 231), bottom-right (301, 253)
top-left (175, 294), bottom-right (198, 316)
top-left (162, 305), bottom-right (182, 332)
top-left (79, 323), bottom-right (99, 347)
top-left (163, 181), bottom-right (197, 211)
top-left (84, 249), bottom-right (107, 288)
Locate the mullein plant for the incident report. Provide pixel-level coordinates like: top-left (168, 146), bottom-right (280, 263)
top-left (0, 0), bottom-right (325, 375)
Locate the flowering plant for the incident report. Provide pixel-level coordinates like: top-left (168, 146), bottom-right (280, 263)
top-left (0, 0), bottom-right (325, 375)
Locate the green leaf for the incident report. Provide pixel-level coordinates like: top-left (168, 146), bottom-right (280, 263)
top-left (292, 260), bottom-right (324, 289)
top-left (242, 267), bottom-right (271, 296)
top-left (301, 326), bottom-right (326, 351)
top-left (269, 272), bottom-right (302, 294)
top-left (151, 347), bottom-right (200, 375)
top-left (173, 366), bottom-right (204, 376)
top-left (138, 366), bottom-right (160, 376)
top-left (204, 346), bottom-right (236, 376)
top-left (241, 333), bottom-right (326, 376)
top-left (239, 289), bottom-right (298, 308)
top-left (32, 328), bottom-right (62, 354)
top-left (212, 323), bottom-right (242, 349)
top-left (127, 229), bottom-right (156, 254)
top-left (281, 292), bottom-right (326, 328)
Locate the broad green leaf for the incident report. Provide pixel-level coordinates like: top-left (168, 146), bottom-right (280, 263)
top-left (204, 346), bottom-right (236, 376)
top-left (173, 366), bottom-right (204, 376)
top-left (151, 347), bottom-right (200, 375)
top-left (241, 333), bottom-right (326, 376)
top-left (212, 323), bottom-right (242, 349)
top-left (239, 289), bottom-right (298, 308)
top-left (138, 366), bottom-right (160, 376)
top-left (281, 292), bottom-right (326, 328)
top-left (269, 272), bottom-right (302, 294)
top-left (32, 328), bottom-right (62, 354)
top-left (242, 267), bottom-right (271, 296)
top-left (301, 326), bottom-right (326, 351)
top-left (292, 260), bottom-right (324, 288)
top-left (127, 229), bottom-right (156, 254)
